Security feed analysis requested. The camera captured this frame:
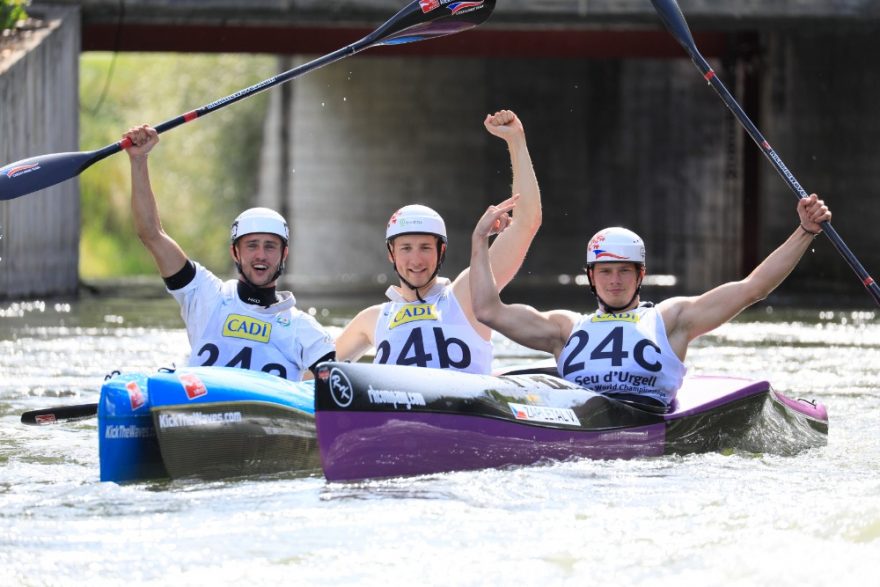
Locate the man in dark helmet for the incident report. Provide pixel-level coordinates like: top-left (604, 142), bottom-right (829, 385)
top-left (470, 194), bottom-right (831, 411)
top-left (123, 125), bottom-right (333, 381)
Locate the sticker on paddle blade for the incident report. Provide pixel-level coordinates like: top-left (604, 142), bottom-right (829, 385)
top-left (447, 1), bottom-right (485, 15)
top-left (3, 162), bottom-right (41, 179)
top-left (35, 413), bottom-right (57, 425)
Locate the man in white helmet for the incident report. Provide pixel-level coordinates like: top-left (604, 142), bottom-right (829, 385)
top-left (123, 125), bottom-right (334, 381)
top-left (334, 110), bottom-right (542, 374)
top-left (470, 194), bottom-right (832, 411)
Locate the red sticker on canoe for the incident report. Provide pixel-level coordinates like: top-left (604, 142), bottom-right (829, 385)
top-left (126, 380), bottom-right (146, 410)
top-left (179, 373), bottom-right (208, 399)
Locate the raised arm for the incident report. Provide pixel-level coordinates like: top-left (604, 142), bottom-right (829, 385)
top-left (661, 194), bottom-right (832, 358)
top-left (125, 125), bottom-right (188, 278)
top-left (478, 110), bottom-right (542, 289)
top-left (469, 200), bottom-right (576, 356)
top-left (453, 110), bottom-right (543, 334)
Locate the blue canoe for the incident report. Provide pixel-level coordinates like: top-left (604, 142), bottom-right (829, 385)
top-left (98, 367), bottom-right (316, 482)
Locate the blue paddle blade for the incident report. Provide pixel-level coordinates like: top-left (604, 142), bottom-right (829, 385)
top-left (0, 150), bottom-right (101, 201)
top-left (368, 0), bottom-right (495, 47)
top-left (650, 0), bottom-right (699, 57)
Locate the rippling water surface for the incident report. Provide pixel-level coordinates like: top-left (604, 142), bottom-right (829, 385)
top-left (1, 292), bottom-right (879, 586)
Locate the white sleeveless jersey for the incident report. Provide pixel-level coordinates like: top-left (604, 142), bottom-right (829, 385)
top-left (556, 304), bottom-right (687, 406)
top-left (373, 279), bottom-right (493, 374)
top-left (168, 263), bottom-right (333, 381)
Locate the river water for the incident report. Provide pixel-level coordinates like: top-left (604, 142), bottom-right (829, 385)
top-left (1, 289), bottom-right (879, 586)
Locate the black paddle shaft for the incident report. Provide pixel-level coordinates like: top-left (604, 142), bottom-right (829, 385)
top-left (650, 0), bottom-right (880, 307)
top-left (0, 0), bottom-right (496, 201)
top-left (144, 46), bottom-right (354, 145)
top-left (89, 1), bottom-right (493, 166)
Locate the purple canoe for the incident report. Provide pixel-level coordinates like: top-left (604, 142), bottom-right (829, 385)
top-left (314, 362), bottom-right (828, 482)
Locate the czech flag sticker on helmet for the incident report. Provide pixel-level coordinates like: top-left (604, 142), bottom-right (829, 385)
top-left (587, 227), bottom-right (646, 265)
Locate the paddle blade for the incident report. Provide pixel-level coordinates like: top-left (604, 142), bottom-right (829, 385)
top-left (650, 0), bottom-right (699, 58)
top-left (0, 150), bottom-right (101, 201)
top-left (365, 0), bottom-right (496, 47)
top-left (21, 403), bottom-right (99, 425)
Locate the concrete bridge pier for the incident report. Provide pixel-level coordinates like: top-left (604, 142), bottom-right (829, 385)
top-left (0, 7), bottom-right (80, 300)
top-left (258, 54), bottom-right (742, 304)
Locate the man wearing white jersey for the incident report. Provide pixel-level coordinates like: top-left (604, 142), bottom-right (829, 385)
top-left (334, 110), bottom-right (542, 374)
top-left (123, 125), bottom-right (334, 381)
top-left (470, 194), bottom-right (831, 411)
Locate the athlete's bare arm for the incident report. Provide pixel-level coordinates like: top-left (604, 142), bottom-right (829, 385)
top-left (125, 125), bottom-right (188, 277)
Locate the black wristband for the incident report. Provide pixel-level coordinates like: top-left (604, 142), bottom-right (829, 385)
top-left (799, 224), bottom-right (820, 237)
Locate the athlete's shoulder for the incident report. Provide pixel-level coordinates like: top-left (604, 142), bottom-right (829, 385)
top-left (546, 308), bottom-right (581, 331)
top-left (349, 304), bottom-right (384, 330)
top-left (170, 263), bottom-right (226, 305)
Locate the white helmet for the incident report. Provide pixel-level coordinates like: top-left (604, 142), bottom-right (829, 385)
top-left (230, 207), bottom-right (289, 245)
top-left (385, 204), bottom-right (447, 243)
top-left (586, 227), bottom-right (645, 266)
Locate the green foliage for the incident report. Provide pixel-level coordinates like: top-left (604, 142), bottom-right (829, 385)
top-left (79, 52), bottom-right (276, 277)
top-left (0, 0), bottom-right (27, 31)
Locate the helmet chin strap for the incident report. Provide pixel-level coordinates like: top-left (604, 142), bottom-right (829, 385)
top-left (233, 243), bottom-right (287, 295)
top-left (596, 289), bottom-right (641, 313)
top-left (396, 272), bottom-right (434, 303)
